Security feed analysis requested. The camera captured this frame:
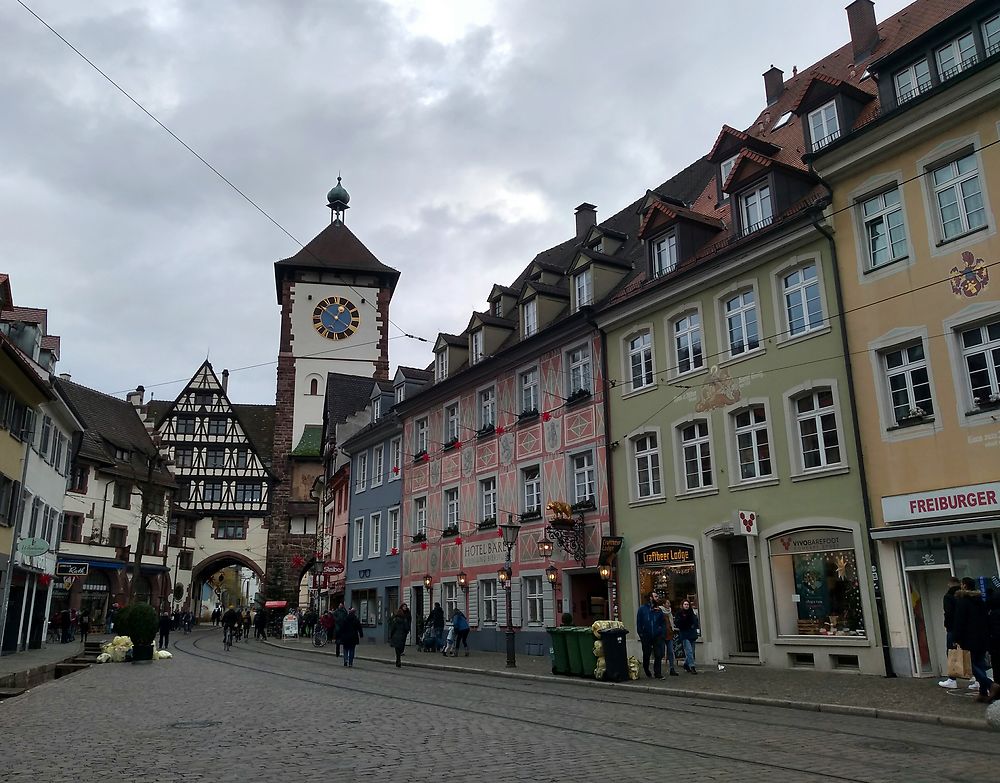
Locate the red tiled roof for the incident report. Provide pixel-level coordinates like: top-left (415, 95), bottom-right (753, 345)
top-left (41, 334), bottom-right (60, 357)
top-left (0, 306), bottom-right (47, 327)
top-left (637, 199), bottom-right (725, 239)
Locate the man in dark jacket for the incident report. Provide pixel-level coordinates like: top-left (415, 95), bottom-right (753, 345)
top-left (953, 577), bottom-right (998, 703)
top-left (636, 593), bottom-right (661, 678)
top-left (158, 611), bottom-right (172, 649)
top-left (938, 577), bottom-right (962, 689)
top-left (429, 602), bottom-right (445, 652)
top-left (332, 603), bottom-right (349, 657)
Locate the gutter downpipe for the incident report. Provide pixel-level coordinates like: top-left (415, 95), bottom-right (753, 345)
top-left (808, 168), bottom-right (895, 678)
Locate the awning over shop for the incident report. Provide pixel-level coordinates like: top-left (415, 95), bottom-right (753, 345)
top-left (871, 518), bottom-right (1000, 540)
top-left (56, 556), bottom-right (124, 571)
top-left (264, 600), bottom-right (288, 609)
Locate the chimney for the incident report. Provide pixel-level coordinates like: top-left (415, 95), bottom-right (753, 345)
top-left (126, 385), bottom-right (145, 408)
top-left (222, 369), bottom-right (230, 394)
top-left (58, 372), bottom-right (71, 381)
top-left (575, 203), bottom-right (597, 238)
top-left (846, 0), bottom-right (879, 61)
top-left (763, 65), bottom-right (784, 105)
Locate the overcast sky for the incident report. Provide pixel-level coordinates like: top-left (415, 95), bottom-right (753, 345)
top-left (1, 0), bottom-right (912, 406)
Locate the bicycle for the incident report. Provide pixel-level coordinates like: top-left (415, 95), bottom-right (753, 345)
top-left (223, 625), bottom-right (235, 651)
top-left (313, 626), bottom-right (327, 648)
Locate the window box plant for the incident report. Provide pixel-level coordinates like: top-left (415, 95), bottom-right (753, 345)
top-left (974, 393), bottom-right (1000, 412)
top-left (442, 524), bottom-right (460, 538)
top-left (411, 532), bottom-right (427, 543)
top-left (518, 408), bottom-right (539, 421)
top-left (477, 516), bottom-right (497, 530)
top-left (571, 497), bottom-right (596, 513)
top-left (412, 449), bottom-right (427, 463)
top-left (566, 388), bottom-right (592, 406)
top-left (442, 437), bottom-right (460, 452)
top-left (476, 423), bottom-right (496, 439)
top-left (519, 509), bottom-right (542, 523)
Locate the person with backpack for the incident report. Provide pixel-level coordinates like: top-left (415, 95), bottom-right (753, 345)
top-left (389, 607), bottom-right (410, 668)
top-left (450, 608), bottom-right (470, 656)
top-left (332, 603), bottom-right (349, 657)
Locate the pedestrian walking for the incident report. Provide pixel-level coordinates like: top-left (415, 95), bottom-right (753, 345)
top-left (254, 607), bottom-right (269, 640)
top-left (451, 608), bottom-right (470, 656)
top-left (79, 611), bottom-right (91, 645)
top-left (107, 603), bottom-right (118, 634)
top-left (987, 576), bottom-right (1000, 698)
top-left (954, 577), bottom-right (999, 703)
top-left (320, 610), bottom-right (334, 643)
top-left (389, 607), bottom-right (409, 667)
top-left (243, 609), bottom-right (252, 640)
top-left (333, 603), bottom-right (348, 657)
top-left (430, 602), bottom-right (445, 652)
top-left (674, 599), bottom-right (700, 674)
top-left (158, 611), bottom-right (172, 650)
top-left (938, 577), bottom-right (963, 689)
top-left (636, 592), bottom-right (658, 678)
top-left (400, 603), bottom-right (412, 654)
top-left (60, 609), bottom-right (71, 644)
top-left (183, 610), bottom-right (193, 633)
top-left (339, 607), bottom-right (363, 667)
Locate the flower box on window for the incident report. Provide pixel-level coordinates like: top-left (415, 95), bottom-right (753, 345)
top-left (476, 424), bottom-right (496, 439)
top-left (412, 449), bottom-right (427, 463)
top-left (411, 533), bottom-right (427, 543)
top-left (442, 438), bottom-right (460, 452)
top-left (566, 388), bottom-right (592, 406)
top-left (518, 408), bottom-right (539, 422)
top-left (973, 394), bottom-right (1000, 413)
top-left (477, 517), bottom-right (497, 530)
top-left (442, 525), bottom-right (460, 538)
top-left (519, 509), bottom-right (542, 523)
top-left (571, 497), bottom-right (596, 513)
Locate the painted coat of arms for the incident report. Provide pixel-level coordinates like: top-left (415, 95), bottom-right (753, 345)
top-left (695, 366), bottom-right (741, 412)
top-left (950, 251), bottom-right (989, 298)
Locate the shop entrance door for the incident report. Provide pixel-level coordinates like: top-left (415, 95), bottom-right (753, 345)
top-left (731, 563), bottom-right (758, 653)
top-left (905, 568), bottom-right (952, 677)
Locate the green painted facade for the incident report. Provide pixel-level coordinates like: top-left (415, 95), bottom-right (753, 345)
top-left (599, 222), bottom-right (885, 674)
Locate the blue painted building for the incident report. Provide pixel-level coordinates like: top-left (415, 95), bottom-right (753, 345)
top-left (342, 369), bottom-right (429, 642)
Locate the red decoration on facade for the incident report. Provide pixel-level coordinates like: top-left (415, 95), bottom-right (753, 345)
top-left (420, 541), bottom-right (428, 550)
top-left (454, 440), bottom-right (462, 450)
top-left (390, 547), bottom-right (398, 555)
top-left (541, 411), bottom-right (552, 422)
top-left (291, 554), bottom-right (305, 569)
top-left (422, 453), bottom-right (431, 463)
top-left (39, 573), bottom-right (51, 586)
top-left (392, 465), bottom-right (400, 475)
top-left (455, 536), bottom-right (463, 546)
top-left (495, 425), bottom-right (505, 435)
top-left (497, 529), bottom-right (503, 538)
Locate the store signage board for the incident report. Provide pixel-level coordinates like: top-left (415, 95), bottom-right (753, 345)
top-left (56, 562), bottom-right (89, 577)
top-left (282, 614), bottom-right (298, 638)
top-left (19, 537), bottom-right (50, 557)
top-left (463, 539), bottom-right (516, 567)
top-left (881, 481), bottom-right (1000, 524)
top-left (322, 561), bottom-right (345, 575)
top-left (768, 530), bottom-right (853, 556)
top-left (598, 536), bottom-right (624, 565)
top-left (635, 544), bottom-right (695, 566)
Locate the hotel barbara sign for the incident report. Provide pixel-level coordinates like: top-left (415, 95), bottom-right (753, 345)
top-left (462, 539), bottom-right (517, 567)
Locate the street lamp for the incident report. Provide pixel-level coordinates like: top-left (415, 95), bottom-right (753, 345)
top-left (457, 571), bottom-right (468, 592)
top-left (537, 536), bottom-right (554, 559)
top-left (499, 515), bottom-right (521, 669)
top-left (598, 564), bottom-right (613, 581)
top-left (545, 564), bottom-right (559, 586)
top-left (422, 573), bottom-right (433, 589)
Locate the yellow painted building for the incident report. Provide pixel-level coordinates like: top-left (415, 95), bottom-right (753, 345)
top-left (813, 1), bottom-right (1000, 677)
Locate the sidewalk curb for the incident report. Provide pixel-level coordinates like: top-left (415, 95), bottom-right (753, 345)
top-left (261, 640), bottom-right (991, 733)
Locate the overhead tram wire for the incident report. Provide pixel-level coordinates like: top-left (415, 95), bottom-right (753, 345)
top-left (16, 0), bottom-right (426, 346)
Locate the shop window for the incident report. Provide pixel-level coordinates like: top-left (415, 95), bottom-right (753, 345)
top-left (635, 544), bottom-right (698, 613)
top-left (949, 534), bottom-right (999, 578)
top-left (768, 529), bottom-right (866, 638)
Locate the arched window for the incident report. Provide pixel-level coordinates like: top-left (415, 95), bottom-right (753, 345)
top-left (309, 378), bottom-right (319, 396)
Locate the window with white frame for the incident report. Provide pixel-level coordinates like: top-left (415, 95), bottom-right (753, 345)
top-left (575, 270), bottom-right (593, 310)
top-left (444, 582), bottom-right (459, 618)
top-left (493, 299), bottom-right (503, 317)
top-left (471, 330), bottom-right (484, 364)
top-left (414, 497), bottom-right (427, 536)
top-left (628, 330), bottom-right (654, 391)
top-left (719, 155), bottom-right (738, 189)
top-left (444, 487), bottom-right (459, 527)
top-left (395, 384), bottom-right (405, 404)
top-left (733, 405), bottom-right (772, 480)
top-left (794, 389), bottom-right (842, 470)
top-left (445, 404), bottom-right (459, 442)
top-left (893, 58), bottom-right (931, 104)
top-left (932, 153), bottom-right (986, 241)
top-left (571, 451), bottom-right (595, 505)
top-left (808, 101), bottom-right (840, 150)
top-left (782, 263), bottom-right (824, 337)
top-left (984, 14), bottom-right (1000, 55)
top-left (39, 416), bottom-right (52, 461)
top-left (673, 312), bottom-right (704, 375)
top-left (435, 351), bottom-right (448, 381)
top-left (370, 512), bottom-right (382, 557)
top-left (960, 319), bottom-right (1000, 407)
top-left (725, 289), bottom-right (760, 356)
top-left (520, 367), bottom-right (539, 414)
top-left (568, 344), bottom-right (592, 395)
top-left (479, 387), bottom-right (496, 430)
top-left (525, 576), bottom-right (544, 624)
top-left (936, 31), bottom-right (977, 80)
top-left (632, 432), bottom-right (662, 499)
top-left (389, 437), bottom-right (402, 479)
top-left (371, 445), bottom-right (384, 487)
top-left (861, 187), bottom-right (908, 268)
top-left (353, 517), bottom-right (364, 559)
top-left (740, 182), bottom-right (773, 235)
top-left (652, 232), bottom-right (678, 277)
top-left (883, 343), bottom-right (934, 424)
top-left (387, 507), bottom-right (400, 552)
top-left (523, 299), bottom-right (538, 337)
top-left (481, 579), bottom-right (498, 623)
top-left (480, 476), bottom-right (497, 522)
top-left (355, 452), bottom-right (368, 493)
top-left (522, 466), bottom-right (542, 514)
top-left (372, 396), bottom-right (381, 422)
top-left (680, 420), bottom-right (713, 491)
top-left (415, 418), bottom-right (428, 454)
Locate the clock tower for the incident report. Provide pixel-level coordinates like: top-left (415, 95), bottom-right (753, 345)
top-left (267, 180), bottom-right (399, 600)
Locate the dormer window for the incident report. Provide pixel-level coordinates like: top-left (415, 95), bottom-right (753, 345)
top-left (984, 15), bottom-right (1000, 56)
top-left (492, 300), bottom-right (503, 317)
top-left (435, 350), bottom-right (448, 381)
top-left (591, 239), bottom-right (603, 254)
top-left (936, 32), bottom-right (977, 81)
top-left (740, 182), bottom-right (773, 236)
top-left (652, 232), bottom-right (677, 278)
top-left (523, 300), bottom-right (537, 338)
top-left (395, 384), bottom-right (405, 404)
top-left (808, 101), bottom-right (840, 151)
top-left (894, 59), bottom-right (931, 104)
top-left (574, 270), bottom-right (593, 311)
top-left (372, 396), bottom-right (381, 422)
top-left (471, 330), bottom-right (484, 365)
top-left (719, 155), bottom-right (738, 188)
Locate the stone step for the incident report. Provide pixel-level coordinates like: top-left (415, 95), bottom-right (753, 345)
top-left (54, 663), bottom-right (90, 679)
top-left (0, 688), bottom-right (27, 700)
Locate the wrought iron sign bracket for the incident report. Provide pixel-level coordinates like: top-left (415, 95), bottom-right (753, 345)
top-left (545, 514), bottom-right (586, 568)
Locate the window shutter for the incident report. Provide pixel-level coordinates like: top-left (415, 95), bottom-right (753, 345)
top-left (510, 577), bottom-right (522, 627)
top-left (543, 581), bottom-right (554, 627)
top-left (467, 582), bottom-right (479, 626)
top-left (497, 583), bottom-right (508, 629)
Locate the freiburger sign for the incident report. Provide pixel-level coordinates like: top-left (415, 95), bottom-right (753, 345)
top-left (882, 482), bottom-right (1000, 524)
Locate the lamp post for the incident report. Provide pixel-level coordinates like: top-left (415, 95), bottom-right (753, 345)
top-left (499, 515), bottom-right (521, 668)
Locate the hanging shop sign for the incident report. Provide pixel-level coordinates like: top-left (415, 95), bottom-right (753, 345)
top-left (19, 537), bottom-right (50, 557)
top-left (598, 536), bottom-right (624, 565)
top-left (881, 482), bottom-right (1000, 524)
top-left (322, 561), bottom-right (345, 575)
top-left (56, 562), bottom-right (89, 577)
top-left (635, 544), bottom-right (695, 566)
top-left (737, 510), bottom-right (759, 536)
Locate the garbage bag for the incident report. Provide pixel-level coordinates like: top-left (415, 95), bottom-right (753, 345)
top-left (627, 655), bottom-right (641, 681)
top-left (156, 650), bottom-right (173, 660)
top-left (96, 653), bottom-right (112, 664)
top-left (591, 620), bottom-right (626, 637)
top-left (594, 659), bottom-right (607, 680)
top-left (594, 640), bottom-right (604, 659)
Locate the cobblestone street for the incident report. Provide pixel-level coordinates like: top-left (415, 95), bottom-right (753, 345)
top-left (1, 629), bottom-right (997, 782)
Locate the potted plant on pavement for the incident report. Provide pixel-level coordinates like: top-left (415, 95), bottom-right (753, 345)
top-left (128, 603), bottom-right (158, 663)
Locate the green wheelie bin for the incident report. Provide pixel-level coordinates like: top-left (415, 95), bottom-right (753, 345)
top-left (574, 627), bottom-right (599, 679)
top-left (548, 627), bottom-right (571, 675)
top-left (565, 627), bottom-right (585, 675)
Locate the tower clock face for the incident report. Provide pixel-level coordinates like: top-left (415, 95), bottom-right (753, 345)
top-left (312, 296), bottom-right (361, 340)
